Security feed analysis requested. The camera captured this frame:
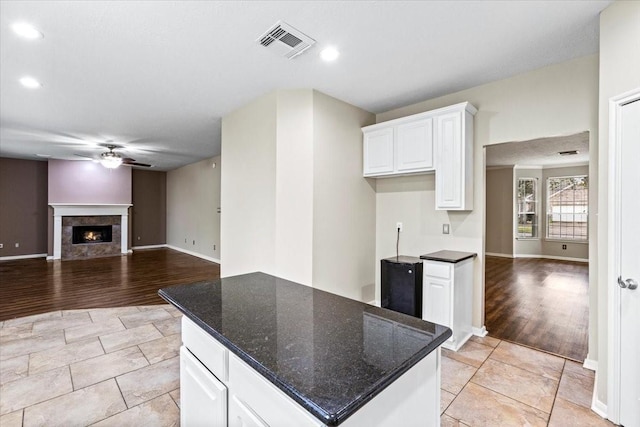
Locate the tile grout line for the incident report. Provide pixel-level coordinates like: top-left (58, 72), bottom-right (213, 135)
top-left (545, 359), bottom-right (567, 426)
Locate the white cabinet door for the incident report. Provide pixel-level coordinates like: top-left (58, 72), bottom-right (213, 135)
top-left (229, 395), bottom-right (270, 427)
top-left (180, 346), bottom-right (227, 427)
top-left (396, 118), bottom-right (434, 172)
top-left (363, 128), bottom-right (394, 176)
top-left (423, 277), bottom-right (451, 328)
top-left (435, 111), bottom-right (463, 209)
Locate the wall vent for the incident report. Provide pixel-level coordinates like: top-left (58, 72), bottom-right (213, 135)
top-left (257, 21), bottom-right (316, 59)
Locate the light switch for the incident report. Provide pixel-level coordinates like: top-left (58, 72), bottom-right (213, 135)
top-left (443, 224), bottom-right (450, 234)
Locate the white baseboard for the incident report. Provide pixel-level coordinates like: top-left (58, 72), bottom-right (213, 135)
top-left (583, 358), bottom-right (597, 371)
top-left (166, 245), bottom-right (221, 264)
top-left (591, 371), bottom-right (608, 419)
top-left (368, 300), bottom-right (380, 307)
top-left (0, 253), bottom-right (47, 261)
top-left (514, 254), bottom-right (588, 263)
top-left (485, 252), bottom-right (513, 258)
top-left (472, 326), bottom-right (488, 337)
top-left (132, 244), bottom-right (168, 250)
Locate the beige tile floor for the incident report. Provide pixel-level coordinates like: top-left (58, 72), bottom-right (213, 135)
top-left (0, 305), bottom-right (616, 426)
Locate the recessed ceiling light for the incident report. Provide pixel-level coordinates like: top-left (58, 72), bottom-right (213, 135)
top-left (12, 22), bottom-right (43, 39)
top-left (320, 47), bottom-right (340, 62)
top-left (19, 76), bottom-right (42, 89)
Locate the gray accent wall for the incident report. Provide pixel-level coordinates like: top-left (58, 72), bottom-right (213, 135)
top-left (0, 158), bottom-right (48, 257)
top-left (485, 167), bottom-right (514, 256)
top-left (132, 169), bottom-right (167, 247)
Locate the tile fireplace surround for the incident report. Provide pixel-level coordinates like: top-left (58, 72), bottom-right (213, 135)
top-left (50, 204), bottom-right (131, 260)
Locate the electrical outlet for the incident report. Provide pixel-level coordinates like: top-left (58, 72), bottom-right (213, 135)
top-left (0, 243), bottom-right (3, 249)
top-left (184, 238), bottom-right (187, 243)
top-left (15, 243), bottom-right (19, 248)
top-left (213, 244), bottom-right (216, 251)
top-left (562, 244), bottom-right (567, 250)
top-left (396, 222), bottom-right (403, 232)
top-left (192, 240), bottom-right (195, 245)
top-left (443, 224), bottom-right (450, 234)
top-left (137, 236), bottom-right (141, 240)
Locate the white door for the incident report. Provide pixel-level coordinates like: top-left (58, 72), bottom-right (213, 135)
top-left (180, 346), bottom-right (228, 427)
top-left (363, 128), bottom-right (394, 176)
top-left (435, 111), bottom-right (463, 209)
top-left (396, 118), bottom-right (434, 172)
top-left (619, 98), bottom-right (640, 427)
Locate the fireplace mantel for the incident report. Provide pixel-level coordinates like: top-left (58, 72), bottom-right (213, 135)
top-left (50, 204), bottom-right (132, 260)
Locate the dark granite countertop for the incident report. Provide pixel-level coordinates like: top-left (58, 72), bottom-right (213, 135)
top-left (159, 272), bottom-right (451, 426)
top-left (420, 250), bottom-right (477, 263)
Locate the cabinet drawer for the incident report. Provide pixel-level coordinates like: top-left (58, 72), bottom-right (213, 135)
top-left (182, 317), bottom-right (228, 382)
top-left (229, 354), bottom-right (323, 427)
top-left (424, 261), bottom-right (452, 280)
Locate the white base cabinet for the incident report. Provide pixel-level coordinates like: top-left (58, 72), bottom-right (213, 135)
top-left (180, 346), bottom-right (228, 427)
top-left (181, 316), bottom-right (442, 426)
top-left (422, 259), bottom-right (474, 351)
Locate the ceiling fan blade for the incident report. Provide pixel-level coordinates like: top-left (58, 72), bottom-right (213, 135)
top-left (122, 160), bottom-right (152, 168)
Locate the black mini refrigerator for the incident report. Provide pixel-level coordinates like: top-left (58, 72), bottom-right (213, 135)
top-left (381, 256), bottom-right (423, 318)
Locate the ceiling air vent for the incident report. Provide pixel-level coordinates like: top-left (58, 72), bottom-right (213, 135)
top-left (558, 150), bottom-right (579, 156)
top-left (257, 21), bottom-right (316, 59)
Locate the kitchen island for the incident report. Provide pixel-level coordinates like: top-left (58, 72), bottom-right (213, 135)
top-left (159, 272), bottom-right (451, 426)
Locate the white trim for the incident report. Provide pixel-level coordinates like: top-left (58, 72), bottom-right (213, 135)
top-left (367, 300), bottom-right (380, 307)
top-left (583, 358), bottom-right (598, 372)
top-left (472, 326), bottom-right (488, 337)
top-left (46, 255), bottom-right (54, 261)
top-left (514, 164), bottom-right (543, 170)
top-left (0, 253), bottom-right (47, 261)
top-left (513, 254), bottom-right (588, 263)
top-left (484, 252), bottom-right (514, 258)
top-left (50, 204), bottom-right (131, 260)
top-left (607, 86), bottom-right (640, 425)
top-left (543, 161), bottom-right (589, 169)
top-left (592, 370), bottom-right (608, 419)
top-left (132, 244), bottom-right (168, 250)
top-left (166, 245), bottom-right (220, 264)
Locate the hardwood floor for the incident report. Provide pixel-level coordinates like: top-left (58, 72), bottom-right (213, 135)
top-left (0, 248), bottom-right (220, 321)
top-left (485, 256), bottom-right (588, 361)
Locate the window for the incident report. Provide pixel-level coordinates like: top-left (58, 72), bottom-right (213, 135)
top-left (516, 178), bottom-right (538, 238)
top-left (546, 176), bottom-right (588, 240)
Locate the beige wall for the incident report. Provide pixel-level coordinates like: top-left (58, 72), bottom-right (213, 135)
top-left (597, 0), bottom-right (640, 407)
top-left (275, 90), bottom-right (315, 285)
top-left (485, 167), bottom-right (514, 256)
top-left (221, 89), bottom-right (376, 300)
top-left (311, 90), bottom-right (377, 301)
top-left (221, 93), bottom-right (277, 276)
top-left (375, 54), bottom-right (599, 333)
top-left (167, 156), bottom-right (221, 261)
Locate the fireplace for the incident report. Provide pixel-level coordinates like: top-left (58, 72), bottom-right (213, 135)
top-left (50, 204), bottom-right (131, 260)
top-left (72, 225), bottom-right (113, 244)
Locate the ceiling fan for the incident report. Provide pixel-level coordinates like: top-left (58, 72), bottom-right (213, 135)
top-left (76, 145), bottom-right (152, 169)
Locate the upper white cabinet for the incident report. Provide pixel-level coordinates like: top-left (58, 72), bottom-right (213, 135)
top-left (434, 108), bottom-right (474, 210)
top-left (362, 102), bottom-right (476, 211)
top-left (396, 118), bottom-right (434, 173)
top-left (363, 127), bottom-right (394, 176)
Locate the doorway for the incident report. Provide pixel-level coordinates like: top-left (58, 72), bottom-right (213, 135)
top-left (484, 132), bottom-right (591, 361)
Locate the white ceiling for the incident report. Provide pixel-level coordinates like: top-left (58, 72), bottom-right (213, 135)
top-left (486, 131), bottom-right (590, 167)
top-left (0, 1), bottom-right (611, 171)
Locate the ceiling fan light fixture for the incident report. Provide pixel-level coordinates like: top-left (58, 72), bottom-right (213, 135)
top-left (100, 152), bottom-right (122, 169)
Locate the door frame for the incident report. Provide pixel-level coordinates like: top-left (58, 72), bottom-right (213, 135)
top-left (607, 86), bottom-right (640, 424)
